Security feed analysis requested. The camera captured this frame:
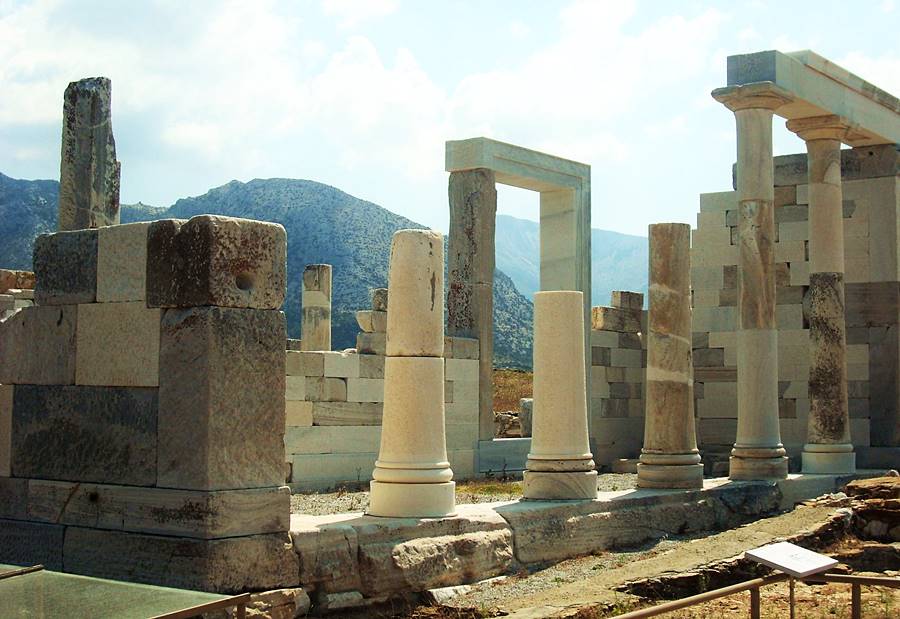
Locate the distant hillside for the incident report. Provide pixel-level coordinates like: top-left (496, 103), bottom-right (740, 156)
top-left (0, 173), bottom-right (533, 367)
top-left (495, 214), bottom-right (648, 307)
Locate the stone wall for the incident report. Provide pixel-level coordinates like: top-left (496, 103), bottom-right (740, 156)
top-left (284, 338), bottom-right (480, 491)
top-left (588, 291), bottom-right (647, 467)
top-left (0, 216), bottom-right (299, 593)
top-left (691, 146), bottom-right (900, 465)
top-left (0, 269), bottom-right (35, 321)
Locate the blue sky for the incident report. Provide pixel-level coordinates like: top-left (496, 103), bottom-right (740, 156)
top-left (1, 0), bottom-right (898, 236)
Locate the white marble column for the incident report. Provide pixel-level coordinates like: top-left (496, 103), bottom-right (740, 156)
top-left (524, 290), bottom-right (597, 500)
top-left (301, 264), bottom-right (332, 351)
top-left (637, 223), bottom-right (703, 489)
top-left (713, 84), bottom-right (791, 480)
top-left (369, 229), bottom-right (455, 517)
top-left (786, 115), bottom-right (856, 474)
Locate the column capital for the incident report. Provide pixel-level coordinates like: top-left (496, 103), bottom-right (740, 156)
top-left (785, 114), bottom-right (865, 142)
top-left (712, 82), bottom-right (793, 112)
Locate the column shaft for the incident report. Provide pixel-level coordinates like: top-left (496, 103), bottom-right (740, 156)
top-left (637, 223), bottom-right (703, 488)
top-left (524, 290), bottom-right (597, 499)
top-left (301, 264), bottom-right (332, 351)
top-left (711, 83), bottom-right (792, 481)
top-left (785, 117), bottom-right (855, 474)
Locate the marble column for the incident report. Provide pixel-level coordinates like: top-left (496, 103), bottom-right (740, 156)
top-left (301, 264), bottom-right (332, 351)
top-left (786, 116), bottom-right (856, 474)
top-left (58, 77), bottom-right (121, 231)
top-left (713, 83), bottom-right (791, 480)
top-left (447, 169), bottom-right (497, 441)
top-left (524, 290), bottom-right (597, 500)
top-left (369, 229), bottom-right (455, 517)
top-left (637, 223), bottom-right (703, 489)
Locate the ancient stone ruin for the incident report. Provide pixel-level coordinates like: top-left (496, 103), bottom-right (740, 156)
top-left (1, 49), bottom-right (898, 617)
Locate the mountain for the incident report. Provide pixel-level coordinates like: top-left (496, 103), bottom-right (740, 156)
top-left (495, 214), bottom-right (648, 307)
top-left (0, 173), bottom-right (533, 367)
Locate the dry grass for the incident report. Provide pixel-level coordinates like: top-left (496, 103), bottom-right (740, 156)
top-left (492, 368), bottom-right (532, 412)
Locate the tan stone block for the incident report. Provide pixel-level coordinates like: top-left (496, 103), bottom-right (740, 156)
top-left (692, 289), bottom-right (719, 307)
top-left (286, 351), bottom-right (325, 377)
top-left (778, 221), bottom-right (808, 241)
top-left (290, 452), bottom-right (377, 490)
top-left (97, 222), bottom-right (150, 303)
top-left (610, 348), bottom-right (642, 368)
top-left (704, 382), bottom-right (738, 400)
top-left (445, 380), bottom-right (454, 403)
top-left (285, 376), bottom-right (306, 401)
top-left (778, 344), bottom-right (809, 367)
top-left (590, 329), bottom-right (620, 347)
top-left (346, 378), bottom-right (384, 403)
top-left (286, 401), bottom-right (313, 426)
top-left (323, 351), bottom-right (360, 378)
top-left (75, 302), bottom-right (160, 387)
top-left (796, 184), bottom-right (808, 205)
top-left (0, 305), bottom-right (77, 385)
top-left (789, 261), bottom-right (810, 286)
top-left (447, 336), bottom-right (479, 359)
top-left (775, 240), bottom-right (806, 263)
top-left (776, 305), bottom-right (804, 329)
top-left (356, 310), bottom-right (387, 333)
top-left (591, 306), bottom-right (641, 333)
top-left (850, 418), bottom-right (870, 446)
top-left (699, 191), bottom-right (737, 213)
top-left (359, 354), bottom-right (385, 378)
top-left (697, 418), bottom-right (737, 445)
top-left (445, 358), bottom-right (478, 381)
top-left (845, 257), bottom-right (870, 283)
top-left (0, 385), bottom-right (10, 477)
top-left (843, 217), bottom-right (868, 239)
top-left (696, 211), bottom-right (725, 229)
top-left (445, 401), bottom-right (478, 424)
top-left (778, 364), bottom-right (809, 381)
top-left (692, 306), bottom-right (737, 332)
top-left (304, 377), bottom-right (347, 402)
top-left (451, 380), bottom-right (478, 403)
top-left (311, 401), bottom-right (382, 426)
top-left (285, 426), bottom-right (381, 455)
top-left (696, 398), bottom-right (737, 419)
top-left (356, 332), bottom-right (387, 356)
top-left (605, 367), bottom-right (626, 382)
top-left (846, 344), bottom-right (869, 365)
top-left (624, 367), bottom-right (643, 382)
top-left (447, 449), bottom-right (476, 479)
top-left (610, 291), bottom-right (644, 310)
top-left (446, 422), bottom-right (478, 450)
top-left (847, 362), bottom-right (869, 381)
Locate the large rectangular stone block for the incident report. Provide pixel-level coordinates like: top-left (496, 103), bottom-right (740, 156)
top-left (284, 426), bottom-right (381, 455)
top-left (76, 302), bottom-right (161, 387)
top-left (158, 307), bottom-right (285, 490)
top-left (147, 216), bottom-right (286, 309)
top-left (12, 385), bottom-right (158, 486)
top-left (0, 519), bottom-right (64, 570)
top-left (63, 528), bottom-right (299, 593)
top-left (33, 229), bottom-right (98, 305)
top-left (97, 222), bottom-right (150, 302)
top-left (0, 305), bottom-right (77, 385)
top-left (26, 481), bottom-right (290, 539)
top-left (311, 401), bottom-right (382, 425)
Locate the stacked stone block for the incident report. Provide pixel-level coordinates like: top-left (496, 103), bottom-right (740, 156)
top-left (356, 287), bottom-right (388, 355)
top-left (588, 291), bottom-right (647, 466)
top-left (691, 146), bottom-right (899, 467)
top-left (285, 336), bottom-right (480, 491)
top-left (0, 215), bottom-right (299, 593)
top-left (0, 270), bottom-right (35, 321)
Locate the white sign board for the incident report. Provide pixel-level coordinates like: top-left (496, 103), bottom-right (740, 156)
top-left (745, 542), bottom-right (838, 578)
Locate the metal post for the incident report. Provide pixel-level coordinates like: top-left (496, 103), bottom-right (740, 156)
top-left (789, 577), bottom-right (795, 619)
top-left (750, 586), bottom-right (760, 619)
top-left (851, 583), bottom-right (861, 619)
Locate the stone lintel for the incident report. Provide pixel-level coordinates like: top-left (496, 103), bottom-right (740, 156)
top-left (724, 50), bottom-right (899, 146)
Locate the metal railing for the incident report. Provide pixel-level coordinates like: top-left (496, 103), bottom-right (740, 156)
top-left (614, 572), bottom-right (899, 619)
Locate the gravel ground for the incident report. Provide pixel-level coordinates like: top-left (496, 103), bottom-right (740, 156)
top-left (290, 473), bottom-right (638, 515)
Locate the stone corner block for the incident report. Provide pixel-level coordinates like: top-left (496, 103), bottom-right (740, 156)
top-left (76, 302), bottom-right (161, 387)
top-left (147, 216), bottom-right (286, 309)
top-left (33, 229), bottom-right (98, 305)
top-left (158, 307), bottom-right (286, 491)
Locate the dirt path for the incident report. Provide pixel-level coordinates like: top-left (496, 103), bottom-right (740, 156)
top-left (444, 503), bottom-right (843, 617)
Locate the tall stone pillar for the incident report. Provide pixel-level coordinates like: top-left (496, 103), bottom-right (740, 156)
top-left (447, 169), bottom-right (497, 441)
top-left (58, 77), bottom-right (121, 231)
top-left (713, 83), bottom-right (791, 480)
top-left (369, 230), bottom-right (455, 517)
top-left (637, 223), bottom-right (703, 489)
top-left (301, 264), bottom-right (332, 351)
top-left (786, 116), bottom-right (856, 474)
top-left (524, 290), bottom-right (597, 500)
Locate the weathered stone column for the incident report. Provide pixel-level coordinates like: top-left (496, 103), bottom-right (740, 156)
top-left (369, 229), bottom-right (455, 517)
top-left (58, 77), bottom-right (121, 231)
top-left (301, 264), bottom-right (332, 351)
top-left (786, 116), bottom-right (856, 474)
top-left (524, 290), bottom-right (597, 499)
top-left (713, 83), bottom-right (791, 480)
top-left (447, 169), bottom-right (497, 441)
top-left (637, 223), bottom-right (703, 488)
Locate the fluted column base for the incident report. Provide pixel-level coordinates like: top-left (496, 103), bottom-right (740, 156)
top-left (368, 481), bottom-right (456, 517)
top-left (802, 443), bottom-right (856, 474)
top-left (523, 470), bottom-right (597, 500)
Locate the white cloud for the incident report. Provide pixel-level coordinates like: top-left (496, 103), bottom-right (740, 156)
top-left (321, 0), bottom-right (399, 30)
top-left (838, 51), bottom-right (900, 97)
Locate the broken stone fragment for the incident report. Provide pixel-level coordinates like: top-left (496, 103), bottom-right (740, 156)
top-left (356, 309), bottom-right (387, 333)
